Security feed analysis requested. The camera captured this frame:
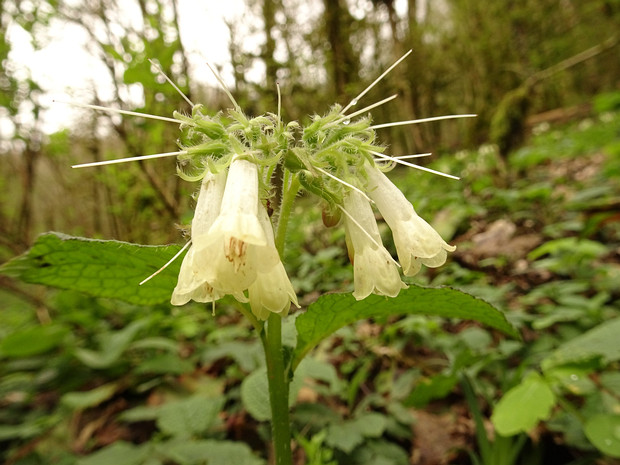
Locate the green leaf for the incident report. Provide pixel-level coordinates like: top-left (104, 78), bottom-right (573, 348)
top-left (202, 341), bottom-right (263, 373)
top-left (0, 324), bottom-right (68, 358)
top-left (404, 373), bottom-right (458, 408)
top-left (156, 395), bottom-right (224, 437)
top-left (293, 286), bottom-right (518, 368)
top-left (241, 361), bottom-right (310, 421)
top-left (119, 405), bottom-right (162, 423)
top-left (544, 366), bottom-right (596, 395)
top-left (162, 439), bottom-right (264, 465)
top-left (325, 413), bottom-right (388, 453)
top-left (584, 414), bottom-right (620, 457)
top-left (0, 232), bottom-right (182, 305)
top-left (348, 439), bottom-right (409, 465)
top-left (542, 317), bottom-right (620, 371)
top-left (240, 368), bottom-right (272, 422)
top-left (76, 441), bottom-right (149, 465)
top-left (74, 319), bottom-right (148, 369)
top-left (491, 372), bottom-right (556, 436)
top-left (61, 383), bottom-right (118, 410)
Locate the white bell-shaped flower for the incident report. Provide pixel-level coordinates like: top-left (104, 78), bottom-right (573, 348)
top-left (248, 204), bottom-right (299, 320)
top-left (190, 157), bottom-right (280, 296)
top-left (171, 169), bottom-right (228, 305)
top-left (343, 190), bottom-right (406, 300)
top-left (365, 166), bottom-right (456, 276)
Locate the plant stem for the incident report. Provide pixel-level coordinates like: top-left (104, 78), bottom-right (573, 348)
top-left (275, 172), bottom-right (300, 255)
top-left (262, 167), bottom-right (299, 465)
top-left (265, 313), bottom-right (292, 465)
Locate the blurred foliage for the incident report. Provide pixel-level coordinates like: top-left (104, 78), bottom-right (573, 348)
top-left (1, 0), bottom-right (620, 464)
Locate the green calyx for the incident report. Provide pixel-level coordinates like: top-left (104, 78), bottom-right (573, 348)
top-left (174, 102), bottom-right (384, 209)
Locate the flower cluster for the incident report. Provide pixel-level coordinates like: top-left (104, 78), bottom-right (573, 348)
top-left (170, 157), bottom-right (299, 320)
top-left (73, 51), bottom-right (468, 320)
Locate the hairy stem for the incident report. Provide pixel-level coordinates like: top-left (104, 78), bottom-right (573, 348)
top-left (263, 167), bottom-right (299, 465)
top-left (265, 313), bottom-right (292, 465)
top-left (275, 171), bottom-right (301, 255)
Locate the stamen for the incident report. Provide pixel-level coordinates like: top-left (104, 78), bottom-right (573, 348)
top-left (148, 59), bottom-right (194, 107)
top-left (315, 167), bottom-right (373, 203)
top-left (206, 62), bottom-right (241, 111)
top-left (139, 240), bottom-right (192, 286)
top-left (73, 150), bottom-right (187, 168)
top-left (371, 151), bottom-right (460, 180)
top-left (371, 114), bottom-right (477, 129)
top-left (333, 94), bottom-right (398, 126)
top-left (53, 101), bottom-right (183, 124)
top-left (337, 204), bottom-right (400, 267)
top-left (341, 49), bottom-right (413, 114)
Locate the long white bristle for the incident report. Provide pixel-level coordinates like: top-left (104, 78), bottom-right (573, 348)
top-left (341, 50), bottom-right (413, 114)
top-left (54, 100), bottom-right (183, 124)
top-left (371, 114), bottom-right (477, 130)
top-left (73, 150), bottom-right (187, 168)
top-left (371, 151), bottom-right (459, 180)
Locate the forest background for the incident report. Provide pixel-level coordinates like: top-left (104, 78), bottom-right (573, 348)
top-left (1, 1), bottom-right (620, 464)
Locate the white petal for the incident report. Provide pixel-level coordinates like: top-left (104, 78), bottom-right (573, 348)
top-left (248, 202), bottom-right (299, 319)
top-left (366, 166), bottom-right (455, 276)
top-left (171, 171), bottom-right (227, 306)
top-left (343, 191), bottom-right (406, 300)
top-left (191, 170), bottom-right (227, 237)
top-left (171, 246), bottom-right (224, 305)
top-left (249, 262), bottom-right (299, 319)
top-left (207, 157), bottom-right (266, 247)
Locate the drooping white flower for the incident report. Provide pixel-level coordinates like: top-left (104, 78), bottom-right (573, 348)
top-left (248, 204), bottom-right (299, 320)
top-left (171, 169), bottom-right (227, 305)
top-left (365, 166), bottom-right (456, 276)
top-left (189, 157), bottom-right (280, 297)
top-left (171, 156), bottom-right (298, 320)
top-left (343, 190), bottom-right (407, 300)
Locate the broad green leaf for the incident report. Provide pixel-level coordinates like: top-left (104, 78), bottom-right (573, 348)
top-left (0, 232), bottom-right (182, 305)
top-left (157, 395), bottom-right (224, 437)
top-left (348, 439), bottom-right (409, 465)
top-left (542, 317), bottom-right (620, 371)
top-left (240, 368), bottom-right (272, 422)
top-left (202, 340), bottom-right (263, 373)
top-left (293, 286), bottom-right (518, 368)
top-left (325, 413), bottom-right (388, 453)
top-left (162, 439), bottom-right (264, 465)
top-left (76, 441), bottom-right (149, 465)
top-left (491, 372), bottom-right (556, 436)
top-left (61, 383), bottom-right (118, 410)
top-left (119, 405), bottom-right (162, 423)
top-left (74, 319), bottom-right (148, 369)
top-left (240, 360), bottom-right (312, 421)
top-left (0, 324), bottom-right (68, 358)
top-left (584, 414), bottom-right (620, 457)
top-left (404, 373), bottom-right (458, 408)
top-left (544, 366), bottom-right (596, 395)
